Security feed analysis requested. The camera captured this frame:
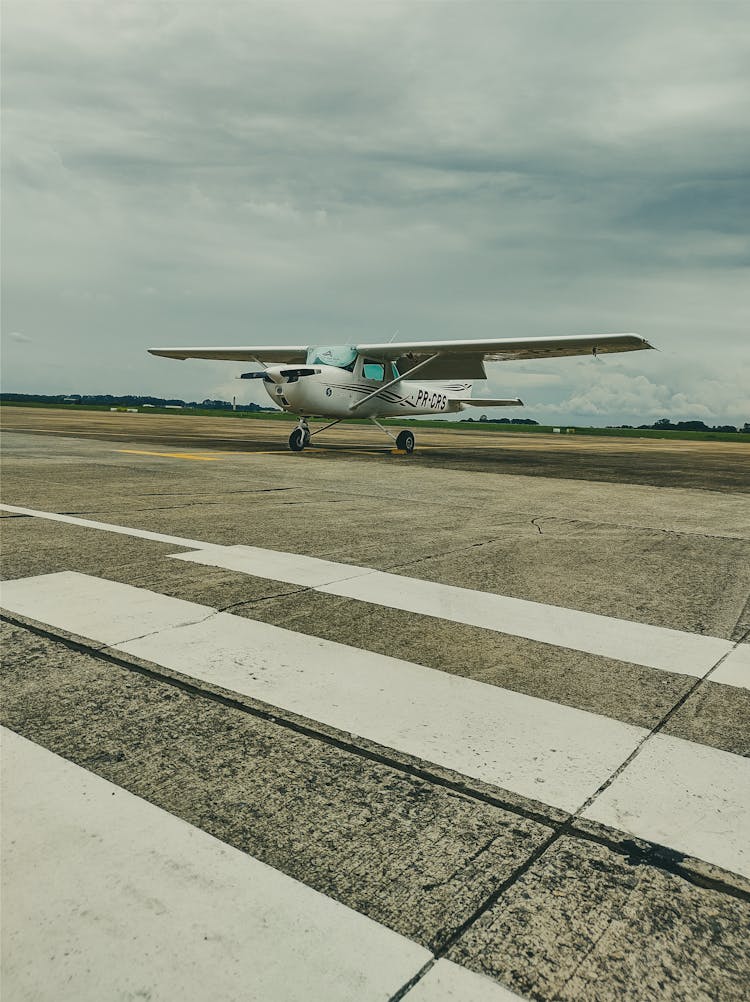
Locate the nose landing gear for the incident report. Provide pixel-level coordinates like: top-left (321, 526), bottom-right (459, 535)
top-left (288, 419), bottom-right (311, 451)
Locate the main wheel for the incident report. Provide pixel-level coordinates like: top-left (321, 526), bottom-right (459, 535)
top-left (288, 428), bottom-right (306, 451)
top-left (303, 429), bottom-right (311, 446)
top-left (396, 430), bottom-right (415, 453)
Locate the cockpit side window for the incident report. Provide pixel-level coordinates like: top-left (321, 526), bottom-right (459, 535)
top-left (306, 346), bottom-right (357, 371)
top-left (363, 359), bottom-right (385, 381)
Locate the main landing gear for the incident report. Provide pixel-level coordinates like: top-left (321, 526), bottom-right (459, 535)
top-left (395, 430), bottom-right (415, 453)
top-left (370, 417), bottom-right (415, 453)
top-left (287, 416), bottom-right (416, 453)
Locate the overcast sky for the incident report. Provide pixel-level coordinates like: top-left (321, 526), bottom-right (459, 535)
top-left (2, 1), bottom-right (748, 424)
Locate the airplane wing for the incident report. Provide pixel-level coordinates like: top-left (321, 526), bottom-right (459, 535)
top-left (148, 346), bottom-right (308, 363)
top-left (357, 333), bottom-right (653, 380)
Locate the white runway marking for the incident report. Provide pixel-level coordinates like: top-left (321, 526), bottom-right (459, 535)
top-left (1, 504), bottom-right (734, 677)
top-left (176, 542), bottom-right (371, 587)
top-left (1, 571), bottom-right (645, 813)
top-left (0, 571), bottom-right (211, 646)
top-left (0, 502), bottom-right (212, 549)
top-left (583, 734), bottom-right (750, 879)
top-left (4, 570), bottom-right (748, 876)
top-left (173, 546), bottom-right (731, 675)
top-left (710, 643), bottom-right (750, 691)
top-left (1, 728), bottom-right (430, 1002)
top-left (316, 570), bottom-right (732, 677)
top-left (402, 960), bottom-right (527, 1000)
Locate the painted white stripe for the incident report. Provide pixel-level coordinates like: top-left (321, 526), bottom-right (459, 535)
top-left (0, 571), bottom-right (646, 813)
top-left (583, 734), bottom-right (750, 879)
top-left (0, 502), bottom-right (211, 549)
top-left (3, 573), bottom-right (748, 877)
top-left (315, 571), bottom-right (732, 677)
top-left (1, 728), bottom-right (430, 1002)
top-left (0, 571), bottom-right (211, 646)
top-left (710, 643), bottom-right (750, 691)
top-left (403, 960), bottom-right (527, 1001)
top-left (176, 543), bottom-right (371, 587)
top-left (2, 503), bottom-right (733, 677)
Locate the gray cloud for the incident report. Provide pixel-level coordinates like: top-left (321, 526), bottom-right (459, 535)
top-left (2, 1), bottom-right (749, 424)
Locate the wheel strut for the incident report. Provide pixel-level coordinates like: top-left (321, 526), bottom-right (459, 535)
top-left (369, 417), bottom-right (415, 453)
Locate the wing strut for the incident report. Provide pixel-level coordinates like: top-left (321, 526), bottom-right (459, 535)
top-left (348, 354), bottom-right (439, 412)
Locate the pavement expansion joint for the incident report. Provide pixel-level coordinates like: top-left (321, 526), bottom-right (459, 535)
top-left (572, 637), bottom-right (747, 824)
top-left (387, 959), bottom-right (437, 1002)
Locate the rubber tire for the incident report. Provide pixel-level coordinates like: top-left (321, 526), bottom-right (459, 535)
top-left (396, 430), bottom-right (415, 453)
top-left (288, 428), bottom-right (306, 452)
top-left (303, 429), bottom-right (311, 446)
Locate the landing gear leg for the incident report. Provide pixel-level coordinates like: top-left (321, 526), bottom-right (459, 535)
top-left (369, 417), bottom-right (415, 453)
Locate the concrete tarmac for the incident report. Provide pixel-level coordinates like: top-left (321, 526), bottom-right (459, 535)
top-left (1, 410), bottom-right (749, 1001)
top-left (3, 404), bottom-right (750, 489)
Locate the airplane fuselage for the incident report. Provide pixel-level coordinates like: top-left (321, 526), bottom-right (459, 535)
top-left (262, 364), bottom-right (470, 419)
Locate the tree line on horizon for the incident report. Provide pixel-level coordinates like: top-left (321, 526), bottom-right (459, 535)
top-left (613, 417), bottom-right (749, 434)
top-left (0, 392), bottom-right (275, 413)
top-left (1, 393), bottom-right (747, 433)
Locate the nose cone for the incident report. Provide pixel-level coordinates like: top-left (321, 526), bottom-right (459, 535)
top-left (263, 365), bottom-right (286, 385)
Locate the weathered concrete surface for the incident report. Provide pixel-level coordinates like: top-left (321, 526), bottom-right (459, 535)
top-left (3, 405), bottom-right (750, 491)
top-left (0, 620), bottom-right (551, 949)
top-left (1, 418), bottom-right (748, 1001)
top-left (2, 729), bottom-right (432, 1002)
top-left (663, 679), bottom-right (750, 756)
top-left (0, 517), bottom-right (712, 733)
top-left (448, 836), bottom-right (750, 1002)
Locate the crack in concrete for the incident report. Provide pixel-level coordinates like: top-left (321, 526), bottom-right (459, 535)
top-left (134, 488), bottom-right (299, 496)
top-left (730, 599), bottom-right (750, 644)
top-left (60, 504), bottom-right (224, 515)
top-left (99, 609), bottom-right (222, 650)
top-left (217, 588), bottom-right (309, 614)
top-left (374, 526), bottom-right (525, 579)
top-left (551, 874), bottom-right (638, 1000)
top-left (421, 833), bottom-right (501, 892)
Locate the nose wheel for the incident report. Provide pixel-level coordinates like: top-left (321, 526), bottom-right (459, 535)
top-left (288, 419), bottom-right (311, 451)
top-left (288, 428), bottom-right (305, 451)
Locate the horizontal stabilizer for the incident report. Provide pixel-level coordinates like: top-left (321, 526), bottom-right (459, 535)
top-left (456, 397), bottom-right (523, 408)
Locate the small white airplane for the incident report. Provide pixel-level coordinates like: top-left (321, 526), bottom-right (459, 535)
top-left (149, 333), bottom-right (653, 452)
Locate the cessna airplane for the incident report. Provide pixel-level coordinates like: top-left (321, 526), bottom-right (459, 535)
top-left (149, 333), bottom-right (653, 452)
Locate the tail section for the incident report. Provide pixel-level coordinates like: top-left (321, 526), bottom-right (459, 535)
top-left (454, 397), bottom-right (523, 409)
top-left (439, 382), bottom-right (523, 411)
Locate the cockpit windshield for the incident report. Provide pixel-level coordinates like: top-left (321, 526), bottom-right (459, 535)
top-left (306, 345), bottom-right (357, 370)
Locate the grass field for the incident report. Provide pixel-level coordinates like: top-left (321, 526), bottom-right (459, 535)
top-left (1, 400), bottom-right (747, 443)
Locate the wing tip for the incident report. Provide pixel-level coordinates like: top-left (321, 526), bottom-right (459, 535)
top-left (148, 348), bottom-right (186, 360)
